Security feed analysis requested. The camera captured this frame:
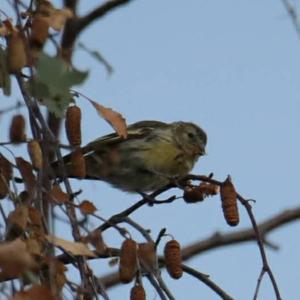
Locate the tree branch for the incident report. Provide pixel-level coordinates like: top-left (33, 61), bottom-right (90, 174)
top-left (99, 207), bottom-right (300, 289)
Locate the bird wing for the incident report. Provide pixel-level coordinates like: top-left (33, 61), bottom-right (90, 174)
top-left (82, 120), bottom-right (168, 154)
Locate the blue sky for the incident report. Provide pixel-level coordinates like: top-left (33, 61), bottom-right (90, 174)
top-left (2, 0), bottom-right (300, 299)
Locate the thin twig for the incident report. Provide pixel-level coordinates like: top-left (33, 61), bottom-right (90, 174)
top-left (182, 264), bottom-right (234, 300)
top-left (281, 0), bottom-right (300, 39)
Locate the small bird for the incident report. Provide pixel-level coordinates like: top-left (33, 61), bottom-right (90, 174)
top-left (54, 120), bottom-right (207, 192)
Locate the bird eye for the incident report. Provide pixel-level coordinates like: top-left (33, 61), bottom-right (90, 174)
top-left (187, 132), bottom-right (195, 139)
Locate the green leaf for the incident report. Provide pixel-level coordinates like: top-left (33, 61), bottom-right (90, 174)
top-left (31, 53), bottom-right (88, 116)
top-left (0, 47), bottom-right (11, 96)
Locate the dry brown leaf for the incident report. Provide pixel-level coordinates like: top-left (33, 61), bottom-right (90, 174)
top-left (0, 154), bottom-right (11, 199)
top-left (10, 285), bottom-right (56, 300)
top-left (30, 15), bottom-right (49, 47)
top-left (89, 99), bottom-right (127, 139)
top-left (25, 238), bottom-right (43, 257)
top-left (16, 157), bottom-right (36, 195)
top-left (78, 200), bottom-right (96, 215)
top-left (28, 207), bottom-right (45, 238)
top-left (46, 235), bottom-right (96, 257)
top-left (46, 8), bottom-right (73, 31)
top-left (0, 154), bottom-right (13, 180)
top-left (82, 229), bottom-right (106, 254)
top-left (45, 257), bottom-right (67, 294)
top-left (0, 19), bottom-right (15, 37)
top-left (50, 184), bottom-right (70, 204)
top-left (36, 0), bottom-right (55, 16)
top-left (0, 24), bottom-right (10, 37)
top-left (0, 238), bottom-right (36, 277)
top-left (6, 205), bottom-right (29, 239)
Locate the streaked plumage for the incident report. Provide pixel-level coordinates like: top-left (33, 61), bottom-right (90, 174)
top-left (54, 120), bottom-right (207, 192)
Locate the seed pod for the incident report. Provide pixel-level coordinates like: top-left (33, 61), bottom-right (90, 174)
top-left (7, 30), bottom-right (27, 73)
top-left (130, 283), bottom-right (146, 300)
top-left (70, 148), bottom-right (86, 178)
top-left (9, 114), bottom-right (26, 143)
top-left (183, 186), bottom-right (205, 203)
top-left (65, 106), bottom-right (81, 146)
top-left (28, 140), bottom-right (43, 169)
top-left (119, 239), bottom-right (137, 283)
top-left (164, 239), bottom-right (182, 279)
top-left (220, 176), bottom-right (239, 226)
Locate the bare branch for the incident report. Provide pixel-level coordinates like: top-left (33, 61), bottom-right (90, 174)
top-left (99, 207), bottom-right (300, 289)
top-left (182, 264), bottom-right (234, 300)
top-left (281, 0), bottom-right (300, 39)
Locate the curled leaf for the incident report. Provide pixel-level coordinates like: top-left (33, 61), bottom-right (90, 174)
top-left (79, 200), bottom-right (96, 215)
top-left (89, 99), bottom-right (127, 139)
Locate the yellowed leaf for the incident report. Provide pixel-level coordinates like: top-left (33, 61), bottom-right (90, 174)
top-left (89, 99), bottom-right (127, 139)
top-left (78, 200), bottom-right (96, 215)
top-left (46, 235), bottom-right (96, 257)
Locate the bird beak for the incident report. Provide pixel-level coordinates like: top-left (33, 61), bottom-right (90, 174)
top-left (194, 146), bottom-right (206, 156)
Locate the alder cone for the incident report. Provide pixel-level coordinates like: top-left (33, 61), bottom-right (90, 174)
top-left (119, 239), bottom-right (137, 283)
top-left (7, 30), bottom-right (27, 73)
top-left (130, 284), bottom-right (146, 300)
top-left (183, 187), bottom-right (204, 203)
top-left (28, 140), bottom-right (43, 169)
top-left (65, 106), bottom-right (81, 146)
top-left (9, 114), bottom-right (26, 143)
top-left (220, 176), bottom-right (239, 226)
top-left (70, 148), bottom-right (86, 178)
top-left (164, 239), bottom-right (183, 279)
